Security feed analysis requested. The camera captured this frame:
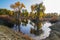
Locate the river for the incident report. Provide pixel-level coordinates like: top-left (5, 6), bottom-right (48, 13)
top-left (12, 20), bottom-right (52, 40)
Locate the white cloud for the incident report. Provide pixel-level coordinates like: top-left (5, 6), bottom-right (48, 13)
top-left (43, 0), bottom-right (60, 14)
top-left (31, 0), bottom-right (43, 4)
top-left (26, 0), bottom-right (43, 12)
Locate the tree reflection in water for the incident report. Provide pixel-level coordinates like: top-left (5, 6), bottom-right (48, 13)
top-left (21, 19), bottom-right (28, 26)
top-left (13, 19), bottom-right (43, 35)
top-left (13, 19), bottom-right (52, 40)
top-left (30, 20), bottom-right (43, 35)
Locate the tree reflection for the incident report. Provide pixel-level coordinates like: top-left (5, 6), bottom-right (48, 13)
top-left (21, 19), bottom-right (28, 26)
top-left (30, 22), bottom-right (43, 35)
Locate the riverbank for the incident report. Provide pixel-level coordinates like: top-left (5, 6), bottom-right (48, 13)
top-left (0, 25), bottom-right (33, 40)
top-left (43, 22), bottom-right (60, 40)
top-left (0, 15), bottom-right (60, 40)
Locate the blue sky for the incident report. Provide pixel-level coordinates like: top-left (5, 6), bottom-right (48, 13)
top-left (0, 0), bottom-right (60, 14)
top-left (0, 0), bottom-right (42, 12)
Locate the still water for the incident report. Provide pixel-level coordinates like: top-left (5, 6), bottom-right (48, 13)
top-left (13, 20), bottom-right (52, 40)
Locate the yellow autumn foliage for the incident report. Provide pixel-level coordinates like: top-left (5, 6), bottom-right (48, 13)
top-left (39, 12), bottom-right (44, 18)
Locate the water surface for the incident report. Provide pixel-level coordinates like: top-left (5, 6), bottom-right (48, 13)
top-left (13, 20), bottom-right (52, 40)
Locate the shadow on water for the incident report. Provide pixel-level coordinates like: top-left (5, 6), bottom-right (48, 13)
top-left (0, 18), bottom-right (14, 28)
